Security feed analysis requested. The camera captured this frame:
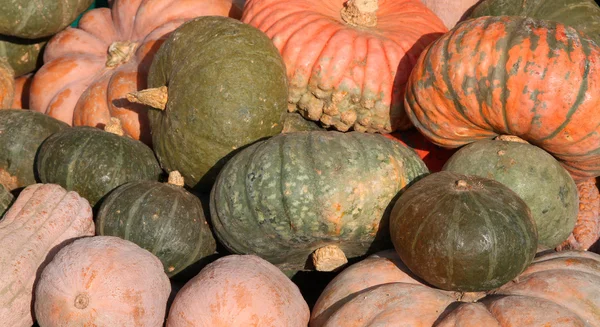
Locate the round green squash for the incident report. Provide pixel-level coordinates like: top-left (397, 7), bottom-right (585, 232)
top-left (96, 171), bottom-right (216, 277)
top-left (0, 0), bottom-right (93, 39)
top-left (36, 123), bottom-right (163, 206)
top-left (0, 35), bottom-right (48, 77)
top-left (140, 16), bottom-right (288, 192)
top-left (0, 109), bottom-right (68, 191)
top-left (210, 131), bottom-right (429, 273)
top-left (0, 183), bottom-right (13, 217)
top-left (442, 138), bottom-right (578, 248)
top-left (390, 171), bottom-right (538, 292)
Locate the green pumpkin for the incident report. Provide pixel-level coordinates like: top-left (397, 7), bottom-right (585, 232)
top-left (0, 0), bottom-right (93, 38)
top-left (469, 0), bottom-right (600, 44)
top-left (144, 16), bottom-right (287, 192)
top-left (0, 35), bottom-right (48, 76)
top-left (210, 131), bottom-right (429, 273)
top-left (96, 171), bottom-right (216, 277)
top-left (36, 124), bottom-right (162, 206)
top-left (442, 139), bottom-right (578, 248)
top-left (0, 109), bottom-right (68, 191)
top-left (0, 183), bottom-right (13, 217)
top-left (390, 171), bottom-right (538, 292)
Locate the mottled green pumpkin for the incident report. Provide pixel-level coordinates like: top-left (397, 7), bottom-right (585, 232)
top-left (390, 171), bottom-right (538, 292)
top-left (442, 139), bottom-right (578, 248)
top-left (36, 126), bottom-right (162, 206)
top-left (0, 183), bottom-right (13, 217)
top-left (0, 109), bottom-right (68, 191)
top-left (145, 16), bottom-right (287, 192)
top-left (210, 131), bottom-right (429, 273)
top-left (96, 172), bottom-right (216, 277)
top-left (0, 35), bottom-right (47, 77)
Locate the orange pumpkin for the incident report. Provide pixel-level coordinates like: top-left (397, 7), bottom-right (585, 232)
top-left (557, 178), bottom-right (600, 251)
top-left (242, 0), bottom-right (447, 133)
top-left (29, 0), bottom-right (241, 145)
top-left (11, 74), bottom-right (33, 109)
top-left (0, 59), bottom-right (15, 109)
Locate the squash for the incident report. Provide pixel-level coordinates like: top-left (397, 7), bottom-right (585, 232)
top-left (34, 236), bottom-right (171, 327)
top-left (241, 0), bottom-right (447, 133)
top-left (0, 58), bottom-right (14, 108)
top-left (131, 16), bottom-right (288, 192)
top-left (557, 178), bottom-right (600, 251)
top-left (384, 129), bottom-right (456, 172)
top-left (0, 183), bottom-right (94, 327)
top-left (0, 36), bottom-right (48, 77)
top-left (210, 131), bottom-right (429, 273)
top-left (166, 254), bottom-right (310, 327)
top-left (29, 0), bottom-right (240, 144)
top-left (419, 0), bottom-right (481, 29)
top-left (11, 74), bottom-right (33, 109)
top-left (0, 183), bottom-right (13, 217)
top-left (36, 118), bottom-right (162, 206)
top-left (311, 249), bottom-right (600, 327)
top-left (442, 138), bottom-right (578, 248)
top-left (0, 109), bottom-right (69, 191)
top-left (405, 16), bottom-right (600, 183)
top-left (390, 171), bottom-right (538, 291)
top-left (96, 171), bottom-right (216, 277)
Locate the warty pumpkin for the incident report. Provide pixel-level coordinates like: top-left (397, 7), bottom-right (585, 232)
top-left (405, 16), bottom-right (600, 182)
top-left (557, 178), bottom-right (600, 251)
top-left (0, 183), bottom-right (94, 327)
top-left (241, 0), bottom-right (447, 133)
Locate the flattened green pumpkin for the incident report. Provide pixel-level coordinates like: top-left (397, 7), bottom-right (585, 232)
top-left (0, 35), bottom-right (47, 77)
top-left (0, 183), bottom-right (13, 217)
top-left (210, 131), bottom-right (429, 273)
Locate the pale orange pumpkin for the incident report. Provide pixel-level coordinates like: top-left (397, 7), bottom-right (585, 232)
top-left (29, 0), bottom-right (241, 145)
top-left (419, 0), bottom-right (482, 29)
top-left (11, 74), bottom-right (33, 109)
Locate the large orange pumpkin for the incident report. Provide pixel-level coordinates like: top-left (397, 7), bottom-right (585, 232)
top-left (242, 0), bottom-right (447, 133)
top-left (29, 0), bottom-right (241, 145)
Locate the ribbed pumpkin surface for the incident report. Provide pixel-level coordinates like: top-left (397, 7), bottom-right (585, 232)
top-left (557, 178), bottom-right (600, 251)
top-left (0, 183), bottom-right (13, 217)
top-left (210, 131), bottom-right (429, 272)
top-left (405, 16), bottom-right (600, 182)
top-left (0, 36), bottom-right (47, 77)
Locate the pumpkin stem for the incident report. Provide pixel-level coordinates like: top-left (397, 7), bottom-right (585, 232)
top-left (312, 245), bottom-right (348, 272)
top-left (74, 293), bottom-right (90, 309)
top-left (126, 86), bottom-right (168, 110)
top-left (168, 171), bottom-right (185, 187)
top-left (454, 179), bottom-right (469, 190)
top-left (106, 41), bottom-right (138, 68)
top-left (495, 135), bottom-right (529, 144)
top-left (341, 0), bottom-right (378, 27)
top-left (104, 117), bottom-right (125, 136)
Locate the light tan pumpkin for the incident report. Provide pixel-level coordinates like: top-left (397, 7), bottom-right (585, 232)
top-left (0, 184), bottom-right (94, 327)
top-left (35, 235), bottom-right (171, 327)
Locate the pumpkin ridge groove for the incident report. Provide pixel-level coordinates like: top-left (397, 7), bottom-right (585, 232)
top-left (285, 16), bottom-right (329, 81)
top-left (470, 190), bottom-right (501, 284)
top-left (441, 27), bottom-right (472, 125)
top-left (408, 192), bottom-right (448, 259)
top-left (1, 185), bottom-right (65, 235)
top-left (123, 186), bottom-right (156, 241)
top-left (13, 0), bottom-right (37, 37)
top-left (63, 134), bottom-right (94, 191)
top-left (497, 20), bottom-right (515, 135)
top-left (473, 18), bottom-right (497, 130)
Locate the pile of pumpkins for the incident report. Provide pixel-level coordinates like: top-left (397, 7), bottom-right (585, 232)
top-left (1, 0), bottom-right (599, 326)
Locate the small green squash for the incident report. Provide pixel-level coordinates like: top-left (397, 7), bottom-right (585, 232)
top-left (96, 171), bottom-right (216, 277)
top-left (0, 183), bottom-right (13, 217)
top-left (0, 109), bottom-right (68, 191)
top-left (0, 35), bottom-right (48, 77)
top-left (210, 131), bottom-right (429, 273)
top-left (390, 171), bottom-right (538, 292)
top-left (442, 138), bottom-right (578, 248)
top-left (36, 118), bottom-right (162, 206)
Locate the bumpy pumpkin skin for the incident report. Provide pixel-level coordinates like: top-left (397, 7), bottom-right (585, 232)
top-left (557, 178), bottom-right (600, 251)
top-left (442, 140), bottom-right (578, 248)
top-left (0, 184), bottom-right (94, 327)
top-left (96, 180), bottom-right (217, 277)
top-left (0, 35), bottom-right (47, 77)
top-left (0, 109), bottom-right (69, 191)
top-left (311, 250), bottom-right (600, 327)
top-left (148, 16), bottom-right (288, 192)
top-left (210, 131), bottom-right (429, 272)
top-left (0, 183), bottom-right (13, 217)
top-left (35, 236), bottom-right (171, 327)
top-left (166, 255), bottom-right (310, 327)
top-left (242, 0), bottom-right (447, 133)
top-left (36, 126), bottom-right (162, 206)
top-left (390, 171), bottom-right (538, 292)
top-left (405, 16), bottom-right (600, 183)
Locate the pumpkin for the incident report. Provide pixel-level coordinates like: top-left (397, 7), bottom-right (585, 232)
top-left (96, 171), bottom-right (216, 277)
top-left (241, 0), bottom-right (447, 133)
top-left (34, 236), bottom-right (171, 327)
top-left (11, 74), bottom-right (33, 109)
top-left (384, 128), bottom-right (456, 172)
top-left (419, 0), bottom-right (481, 29)
top-left (0, 35), bottom-right (48, 77)
top-left (557, 178), bottom-right (600, 251)
top-left (36, 118), bottom-right (162, 206)
top-left (405, 16), bottom-right (600, 183)
top-left (0, 183), bottom-right (13, 217)
top-left (0, 183), bottom-right (94, 327)
top-left (210, 131), bottom-right (429, 273)
top-left (311, 249), bottom-right (600, 327)
top-left (166, 254), bottom-right (310, 327)
top-left (0, 58), bottom-right (14, 108)
top-left (0, 109), bottom-right (69, 191)
top-left (442, 138), bottom-right (578, 248)
top-left (390, 171), bottom-right (538, 291)
top-left (29, 0), bottom-right (241, 145)
top-left (132, 16), bottom-right (288, 192)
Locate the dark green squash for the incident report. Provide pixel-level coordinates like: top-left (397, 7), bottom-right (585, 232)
top-left (36, 120), bottom-right (162, 206)
top-left (389, 171), bottom-right (538, 292)
top-left (0, 109), bottom-right (68, 191)
top-left (442, 138), bottom-right (578, 248)
top-left (0, 183), bottom-right (13, 217)
top-left (96, 171), bottom-right (216, 277)
top-left (133, 16), bottom-right (287, 192)
top-left (0, 35), bottom-right (48, 77)
top-left (210, 131), bottom-right (429, 273)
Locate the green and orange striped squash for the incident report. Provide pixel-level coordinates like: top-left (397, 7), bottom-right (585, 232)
top-left (405, 16), bottom-right (600, 183)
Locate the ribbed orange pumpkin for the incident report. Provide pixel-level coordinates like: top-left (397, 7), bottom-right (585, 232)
top-left (11, 74), bottom-right (32, 109)
top-left (29, 0), bottom-right (240, 145)
top-left (242, 0), bottom-right (447, 133)
top-left (405, 16), bottom-right (600, 182)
